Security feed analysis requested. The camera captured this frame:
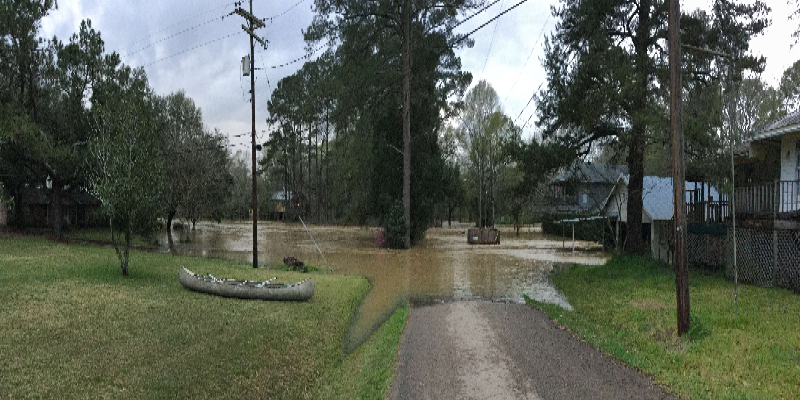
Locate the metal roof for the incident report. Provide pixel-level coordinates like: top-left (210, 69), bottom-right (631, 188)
top-left (603, 176), bottom-right (720, 221)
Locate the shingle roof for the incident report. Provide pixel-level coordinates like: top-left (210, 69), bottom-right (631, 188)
top-left (750, 111), bottom-right (800, 143)
top-left (606, 176), bottom-right (720, 221)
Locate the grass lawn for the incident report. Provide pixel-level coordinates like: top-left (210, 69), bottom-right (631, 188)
top-left (0, 236), bottom-right (406, 400)
top-left (63, 227), bottom-right (156, 248)
top-left (527, 256), bottom-right (800, 400)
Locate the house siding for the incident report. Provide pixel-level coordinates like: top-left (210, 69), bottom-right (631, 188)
top-left (651, 220), bottom-right (672, 264)
top-left (780, 131), bottom-right (800, 181)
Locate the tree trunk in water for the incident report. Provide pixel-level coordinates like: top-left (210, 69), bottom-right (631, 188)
top-left (447, 206), bottom-right (452, 227)
top-left (401, 0), bottom-right (412, 249)
top-left (166, 209), bottom-right (176, 234)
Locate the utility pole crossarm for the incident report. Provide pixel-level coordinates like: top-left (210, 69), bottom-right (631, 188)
top-left (235, 7), bottom-right (265, 28)
top-left (241, 25), bottom-right (268, 48)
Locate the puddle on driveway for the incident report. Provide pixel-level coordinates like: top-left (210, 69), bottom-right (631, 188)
top-left (159, 222), bottom-right (608, 352)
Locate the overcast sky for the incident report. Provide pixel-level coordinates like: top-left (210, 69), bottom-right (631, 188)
top-left (40, 0), bottom-right (800, 151)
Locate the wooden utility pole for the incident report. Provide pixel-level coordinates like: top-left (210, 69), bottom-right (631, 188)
top-left (401, 0), bottom-right (412, 249)
top-left (235, 1), bottom-right (267, 268)
top-left (668, 0), bottom-right (690, 335)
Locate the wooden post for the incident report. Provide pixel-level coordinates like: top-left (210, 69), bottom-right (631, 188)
top-left (250, 0), bottom-right (258, 269)
top-left (572, 222), bottom-right (575, 253)
top-left (669, 0), bottom-right (690, 336)
top-left (773, 180), bottom-right (779, 286)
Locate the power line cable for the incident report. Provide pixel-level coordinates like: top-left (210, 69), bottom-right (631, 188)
top-left (512, 50), bottom-right (577, 126)
top-left (432, 0), bottom-right (503, 33)
top-left (128, 2), bottom-right (236, 48)
top-left (449, 0), bottom-right (529, 48)
top-left (477, 0), bottom-right (505, 82)
top-left (142, 31), bottom-right (245, 68)
top-left (263, 0), bottom-right (310, 23)
top-left (502, 12), bottom-right (550, 108)
top-left (268, 42), bottom-right (328, 69)
top-left (126, 11), bottom-right (235, 57)
top-left (256, 45), bottom-right (272, 91)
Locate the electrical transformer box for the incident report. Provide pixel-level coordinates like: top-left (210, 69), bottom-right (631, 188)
top-left (242, 55), bottom-right (250, 76)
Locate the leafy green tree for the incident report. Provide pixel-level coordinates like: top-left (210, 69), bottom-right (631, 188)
top-left (1, 0), bottom-right (56, 227)
top-left (780, 59), bottom-right (800, 114)
top-left (456, 81), bottom-right (520, 227)
top-left (225, 151), bottom-right (254, 220)
top-left (305, 0), bottom-right (477, 247)
top-left (0, 0), bottom-right (54, 115)
top-left (538, 0), bottom-right (769, 254)
top-left (90, 67), bottom-right (163, 276)
top-left (2, 18), bottom-right (117, 235)
top-left (159, 92), bottom-right (232, 231)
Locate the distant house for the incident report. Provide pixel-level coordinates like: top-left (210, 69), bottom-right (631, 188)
top-left (541, 162), bottom-right (627, 214)
top-left (602, 175), bottom-right (721, 262)
top-left (18, 187), bottom-right (102, 228)
top-left (268, 191), bottom-right (286, 221)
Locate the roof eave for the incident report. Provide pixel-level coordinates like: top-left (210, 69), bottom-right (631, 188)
top-left (749, 122), bottom-right (800, 143)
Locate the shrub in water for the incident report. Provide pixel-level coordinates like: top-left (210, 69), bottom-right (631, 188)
top-left (381, 201), bottom-right (407, 249)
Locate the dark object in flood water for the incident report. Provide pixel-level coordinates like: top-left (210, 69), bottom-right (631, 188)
top-left (283, 255), bottom-right (307, 272)
top-left (467, 228), bottom-right (500, 245)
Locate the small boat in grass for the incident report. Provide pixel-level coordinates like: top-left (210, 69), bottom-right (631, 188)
top-left (178, 267), bottom-right (314, 301)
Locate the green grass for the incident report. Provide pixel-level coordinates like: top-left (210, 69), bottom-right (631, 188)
top-left (0, 236), bottom-right (406, 399)
top-left (313, 303), bottom-right (409, 400)
top-left (64, 227), bottom-right (156, 248)
top-left (526, 256), bottom-right (800, 400)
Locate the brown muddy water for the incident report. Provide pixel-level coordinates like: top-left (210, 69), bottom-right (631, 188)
top-left (159, 221), bottom-right (608, 353)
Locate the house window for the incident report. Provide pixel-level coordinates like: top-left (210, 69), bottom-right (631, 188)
top-left (582, 193), bottom-right (588, 205)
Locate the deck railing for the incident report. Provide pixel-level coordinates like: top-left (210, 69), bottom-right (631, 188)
top-left (686, 199), bottom-right (730, 224)
top-left (735, 180), bottom-right (800, 216)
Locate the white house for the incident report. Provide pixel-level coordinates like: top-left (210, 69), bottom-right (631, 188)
top-left (602, 175), bottom-right (720, 262)
top-left (738, 112), bottom-right (800, 215)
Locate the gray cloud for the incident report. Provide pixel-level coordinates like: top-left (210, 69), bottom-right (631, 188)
top-left (40, 0), bottom-right (799, 148)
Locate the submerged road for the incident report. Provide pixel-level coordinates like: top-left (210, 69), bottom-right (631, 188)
top-left (391, 301), bottom-right (678, 400)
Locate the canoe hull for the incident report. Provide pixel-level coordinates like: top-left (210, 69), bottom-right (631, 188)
top-left (178, 267), bottom-right (314, 301)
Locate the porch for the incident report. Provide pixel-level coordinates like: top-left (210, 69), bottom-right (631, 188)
top-left (734, 180), bottom-right (800, 219)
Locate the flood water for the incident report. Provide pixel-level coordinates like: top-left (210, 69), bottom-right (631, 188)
top-left (159, 221), bottom-right (608, 352)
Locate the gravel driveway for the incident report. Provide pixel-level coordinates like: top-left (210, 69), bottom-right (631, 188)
top-left (390, 301), bottom-right (678, 400)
